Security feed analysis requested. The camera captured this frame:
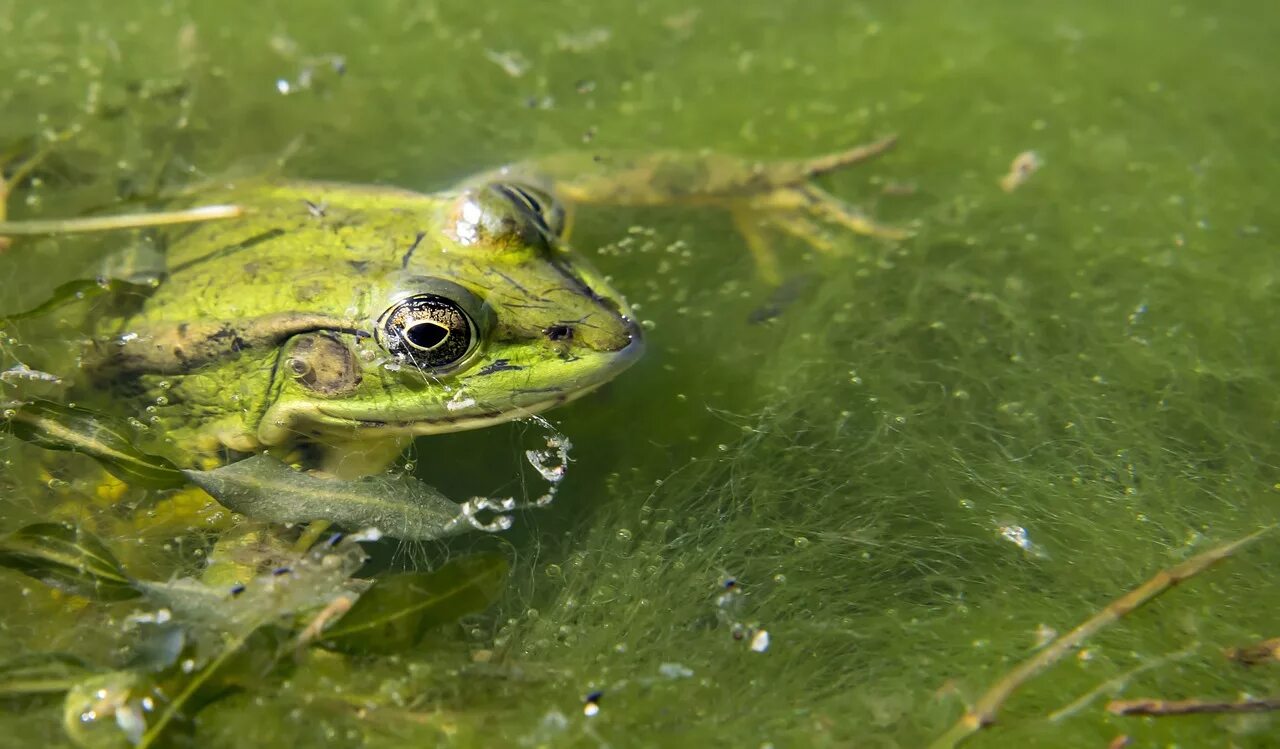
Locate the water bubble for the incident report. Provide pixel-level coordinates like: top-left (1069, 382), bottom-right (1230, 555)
top-left (615, 528), bottom-right (633, 542)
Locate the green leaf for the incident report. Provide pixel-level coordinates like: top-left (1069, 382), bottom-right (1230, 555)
top-left (6, 400), bottom-right (186, 489)
top-left (2, 277), bottom-right (156, 322)
top-left (186, 454), bottom-right (480, 540)
top-left (0, 653), bottom-right (97, 697)
top-left (0, 523), bottom-right (141, 601)
top-left (323, 553), bottom-right (510, 654)
top-left (136, 626), bottom-right (285, 749)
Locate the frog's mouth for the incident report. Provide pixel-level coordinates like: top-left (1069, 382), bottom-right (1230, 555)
top-left (257, 316), bottom-right (643, 443)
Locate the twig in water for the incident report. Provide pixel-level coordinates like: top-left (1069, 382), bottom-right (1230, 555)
top-left (0, 204), bottom-right (243, 236)
top-left (928, 525), bottom-right (1275, 749)
top-left (1224, 636), bottom-right (1280, 666)
top-left (1107, 696), bottom-right (1280, 716)
top-left (1047, 644), bottom-right (1199, 722)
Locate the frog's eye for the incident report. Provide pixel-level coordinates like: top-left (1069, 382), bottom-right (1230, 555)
top-left (496, 183), bottom-right (565, 237)
top-left (375, 294), bottom-right (477, 369)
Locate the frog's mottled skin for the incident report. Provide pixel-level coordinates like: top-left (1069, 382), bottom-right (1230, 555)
top-left (75, 137), bottom-right (904, 474)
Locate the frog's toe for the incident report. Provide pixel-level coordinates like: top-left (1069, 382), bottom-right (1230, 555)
top-left (731, 209), bottom-right (784, 285)
top-left (800, 184), bottom-right (913, 240)
top-left (769, 212), bottom-right (839, 255)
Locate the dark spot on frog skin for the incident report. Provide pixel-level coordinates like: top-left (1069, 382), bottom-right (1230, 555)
top-left (169, 228), bottom-right (286, 275)
top-left (472, 358), bottom-right (524, 377)
top-left (400, 231), bottom-right (426, 269)
top-left (207, 325), bottom-right (249, 353)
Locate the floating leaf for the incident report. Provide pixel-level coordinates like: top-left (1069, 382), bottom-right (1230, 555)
top-left (324, 553), bottom-right (510, 654)
top-left (9, 402), bottom-right (501, 541)
top-left (0, 523), bottom-right (141, 601)
top-left (186, 454), bottom-right (480, 540)
top-left (0, 653), bottom-right (97, 697)
top-left (2, 277), bottom-right (157, 323)
top-left (6, 401), bottom-right (186, 488)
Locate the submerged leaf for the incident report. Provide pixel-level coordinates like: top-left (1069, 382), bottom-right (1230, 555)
top-left (186, 454), bottom-right (479, 540)
top-left (6, 401), bottom-right (186, 488)
top-left (9, 403), bottom-right (498, 541)
top-left (2, 277), bottom-right (156, 322)
top-left (324, 553), bottom-right (510, 654)
top-left (0, 523), bottom-right (141, 601)
top-left (0, 653), bottom-right (97, 697)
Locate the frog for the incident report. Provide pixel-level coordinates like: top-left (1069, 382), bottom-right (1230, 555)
top-left (2, 134), bottom-right (907, 536)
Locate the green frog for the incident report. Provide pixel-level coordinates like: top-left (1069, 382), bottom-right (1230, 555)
top-left (3, 136), bottom-right (906, 535)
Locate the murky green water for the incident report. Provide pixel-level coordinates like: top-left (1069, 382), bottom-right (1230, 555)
top-left (2, 1), bottom-right (1278, 746)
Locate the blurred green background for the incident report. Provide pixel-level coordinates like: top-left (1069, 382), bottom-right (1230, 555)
top-left (1, 0), bottom-right (1278, 746)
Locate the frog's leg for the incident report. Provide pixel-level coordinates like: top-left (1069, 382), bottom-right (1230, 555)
top-left (507, 135), bottom-right (911, 282)
top-left (317, 436), bottom-right (413, 479)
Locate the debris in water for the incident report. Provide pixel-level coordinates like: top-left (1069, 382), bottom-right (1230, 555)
top-left (556, 27), bottom-right (612, 53)
top-left (1033, 623), bottom-right (1058, 648)
top-left (485, 49), bottom-right (531, 78)
top-left (659, 662), bottom-right (694, 679)
top-left (1, 362), bottom-right (62, 384)
top-left (583, 689), bottom-right (603, 717)
top-left (996, 522), bottom-right (1048, 558)
top-left (1000, 150), bottom-right (1043, 192)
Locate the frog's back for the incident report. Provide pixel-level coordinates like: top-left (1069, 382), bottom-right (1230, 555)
top-left (123, 181), bottom-right (444, 329)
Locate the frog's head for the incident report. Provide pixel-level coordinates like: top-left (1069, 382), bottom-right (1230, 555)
top-left (258, 181), bottom-right (643, 445)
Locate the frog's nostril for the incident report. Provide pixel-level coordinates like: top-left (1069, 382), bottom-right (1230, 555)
top-left (543, 324), bottom-right (574, 342)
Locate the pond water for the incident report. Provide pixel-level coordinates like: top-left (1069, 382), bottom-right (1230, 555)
top-left (2, 1), bottom-right (1278, 747)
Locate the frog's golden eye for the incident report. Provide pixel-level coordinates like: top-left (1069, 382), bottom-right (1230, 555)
top-left (375, 294), bottom-right (477, 369)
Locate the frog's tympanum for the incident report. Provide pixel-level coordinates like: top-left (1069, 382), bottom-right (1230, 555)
top-left (3, 137), bottom-right (906, 536)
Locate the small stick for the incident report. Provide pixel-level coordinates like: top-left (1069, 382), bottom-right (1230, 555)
top-left (294, 593), bottom-right (356, 650)
top-left (0, 204), bottom-right (243, 236)
top-left (1107, 696), bottom-right (1280, 716)
top-left (1224, 636), bottom-right (1280, 665)
top-left (929, 525), bottom-right (1275, 749)
top-left (1047, 644), bottom-right (1198, 722)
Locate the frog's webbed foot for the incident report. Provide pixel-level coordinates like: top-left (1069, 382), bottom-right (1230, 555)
top-left (727, 136), bottom-right (911, 284)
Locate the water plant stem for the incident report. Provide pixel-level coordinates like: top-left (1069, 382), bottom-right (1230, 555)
top-left (929, 525), bottom-right (1275, 749)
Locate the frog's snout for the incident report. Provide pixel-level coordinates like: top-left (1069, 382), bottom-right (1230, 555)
top-left (541, 312), bottom-right (644, 355)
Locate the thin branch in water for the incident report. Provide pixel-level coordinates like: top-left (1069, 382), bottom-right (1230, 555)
top-left (1047, 644), bottom-right (1199, 722)
top-left (928, 525), bottom-right (1275, 749)
top-left (1107, 696), bottom-right (1280, 717)
top-left (1224, 636), bottom-right (1280, 666)
top-left (0, 204), bottom-right (243, 236)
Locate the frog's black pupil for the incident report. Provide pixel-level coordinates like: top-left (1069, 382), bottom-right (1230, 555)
top-left (405, 322), bottom-right (448, 350)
